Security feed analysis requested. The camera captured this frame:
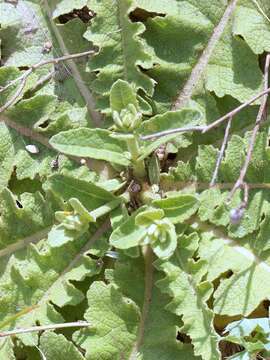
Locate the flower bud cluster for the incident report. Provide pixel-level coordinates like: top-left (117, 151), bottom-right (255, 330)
top-left (145, 218), bottom-right (171, 245)
top-left (113, 104), bottom-right (142, 132)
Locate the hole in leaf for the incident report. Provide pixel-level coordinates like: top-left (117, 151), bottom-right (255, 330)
top-left (214, 313), bottom-right (242, 334)
top-left (167, 153), bottom-right (177, 161)
top-left (260, 213), bottom-right (266, 222)
top-left (259, 52), bottom-right (269, 72)
top-left (219, 340), bottom-right (244, 358)
top-left (235, 34), bottom-right (245, 41)
top-left (8, 171), bottom-right (43, 196)
top-left (18, 66), bottom-right (30, 71)
top-left (38, 120), bottom-right (49, 129)
top-left (16, 200), bottom-right (23, 208)
top-left (58, 6), bottom-right (95, 24)
top-left (176, 332), bottom-right (191, 344)
top-left (248, 300), bottom-right (269, 319)
top-left (129, 8), bottom-right (165, 22)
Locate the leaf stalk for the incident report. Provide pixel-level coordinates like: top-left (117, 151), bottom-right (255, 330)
top-left (126, 135), bottom-right (146, 178)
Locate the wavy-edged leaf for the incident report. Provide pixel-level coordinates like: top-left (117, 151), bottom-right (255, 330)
top-left (83, 0), bottom-right (155, 114)
top-left (73, 281), bottom-right (140, 359)
top-left (0, 220), bottom-right (106, 348)
top-left (93, 252), bottom-right (198, 359)
top-left (197, 223), bottom-right (270, 316)
top-left (40, 332), bottom-right (85, 360)
top-left (156, 233), bottom-right (221, 360)
top-left (234, 0), bottom-right (270, 54)
top-left (139, 0), bottom-right (264, 112)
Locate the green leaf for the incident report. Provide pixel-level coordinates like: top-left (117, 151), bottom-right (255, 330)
top-left (139, 108), bottom-right (203, 158)
top-left (198, 188), bottom-right (230, 227)
top-left (110, 207), bottom-right (177, 259)
top-left (156, 233), bottom-right (221, 360)
top-left (0, 338), bottom-right (15, 360)
top-left (206, 27), bottom-right (263, 103)
top-left (0, 223), bottom-right (103, 348)
top-left (73, 281), bottom-right (140, 359)
top-left (2, 0), bottom-right (270, 358)
top-left (84, 0), bottom-right (154, 113)
top-left (40, 332), bottom-right (85, 360)
top-left (0, 188), bottom-right (53, 248)
top-left (153, 194), bottom-right (199, 224)
top-left (106, 253), bottom-right (199, 359)
top-left (148, 154), bottom-right (160, 185)
top-left (234, 0), bottom-right (270, 54)
top-left (139, 108), bottom-right (203, 135)
top-left (195, 145), bottom-right (219, 182)
top-left (110, 79), bottom-right (139, 113)
top-left (49, 128), bottom-right (130, 166)
top-left (198, 229), bottom-right (270, 316)
top-left (48, 173), bottom-right (116, 210)
top-left (110, 210), bottom-right (148, 250)
top-left (52, 1), bottom-right (89, 18)
top-left (135, 207), bottom-right (164, 226)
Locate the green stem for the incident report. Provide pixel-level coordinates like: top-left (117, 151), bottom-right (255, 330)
top-left (90, 198), bottom-right (121, 220)
top-left (89, 193), bottom-right (129, 220)
top-left (127, 135), bottom-right (146, 178)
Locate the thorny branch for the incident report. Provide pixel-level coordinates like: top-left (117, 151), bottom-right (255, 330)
top-left (0, 321), bottom-right (90, 338)
top-left (0, 50), bottom-right (94, 115)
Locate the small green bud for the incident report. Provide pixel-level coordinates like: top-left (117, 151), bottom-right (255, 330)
top-left (145, 218), bottom-right (172, 244)
top-left (112, 104), bottom-right (142, 132)
top-left (112, 110), bottom-right (123, 129)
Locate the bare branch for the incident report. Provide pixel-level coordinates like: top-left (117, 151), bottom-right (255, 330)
top-left (141, 85), bottom-right (270, 141)
top-left (0, 50), bottom-right (94, 115)
top-left (30, 70), bottom-right (56, 92)
top-left (160, 181), bottom-right (270, 192)
top-left (140, 125), bottom-right (204, 141)
top-left (229, 54), bottom-right (270, 199)
top-left (0, 321), bottom-right (90, 338)
top-left (202, 85), bottom-right (270, 133)
top-left (0, 69), bottom-right (32, 114)
top-left (210, 116), bottom-right (232, 186)
top-left (31, 50), bottom-right (95, 70)
top-left (0, 73), bottom-right (27, 94)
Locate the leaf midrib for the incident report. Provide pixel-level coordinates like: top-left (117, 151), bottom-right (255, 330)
top-left (129, 245), bottom-right (154, 359)
top-left (172, 0), bottom-right (238, 110)
top-left (42, 0), bottom-right (103, 127)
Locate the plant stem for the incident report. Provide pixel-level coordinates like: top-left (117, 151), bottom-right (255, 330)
top-left (0, 50), bottom-right (95, 115)
top-left (0, 321), bottom-right (90, 338)
top-left (141, 85), bottom-right (270, 141)
top-left (129, 245), bottom-right (153, 359)
top-left (210, 116), bottom-right (232, 187)
top-left (229, 53), bottom-right (270, 199)
top-left (90, 195), bottom-right (129, 220)
top-left (127, 135), bottom-right (146, 178)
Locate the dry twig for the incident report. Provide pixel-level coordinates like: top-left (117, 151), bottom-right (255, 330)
top-left (141, 85), bottom-right (270, 141)
top-left (210, 116), bottom-right (232, 187)
top-left (0, 50), bottom-right (94, 115)
top-left (229, 54), bottom-right (270, 199)
top-left (0, 321), bottom-right (90, 338)
top-left (0, 69), bottom-right (32, 114)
